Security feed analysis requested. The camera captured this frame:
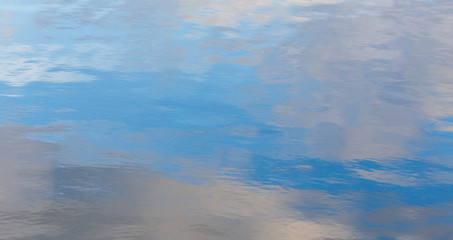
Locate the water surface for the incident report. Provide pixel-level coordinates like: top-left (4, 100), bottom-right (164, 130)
top-left (1, 0), bottom-right (453, 239)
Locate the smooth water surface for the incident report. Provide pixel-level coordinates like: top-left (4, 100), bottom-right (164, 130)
top-left (1, 0), bottom-right (453, 239)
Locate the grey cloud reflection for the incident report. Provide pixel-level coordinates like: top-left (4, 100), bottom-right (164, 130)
top-left (0, 125), bottom-right (362, 240)
top-left (3, 122), bottom-right (452, 239)
top-left (360, 204), bottom-right (453, 240)
top-left (251, 0), bottom-right (453, 163)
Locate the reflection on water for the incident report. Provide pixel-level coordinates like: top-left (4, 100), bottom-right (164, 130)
top-left (1, 0), bottom-right (453, 239)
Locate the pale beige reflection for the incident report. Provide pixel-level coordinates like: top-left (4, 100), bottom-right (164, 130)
top-left (2, 175), bottom-right (361, 240)
top-left (132, 178), bottom-right (360, 240)
top-left (0, 124), bottom-right (60, 209)
top-left (0, 10), bottom-right (15, 38)
top-left (0, 125), bottom-right (360, 240)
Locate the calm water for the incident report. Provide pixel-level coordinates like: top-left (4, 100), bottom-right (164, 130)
top-left (1, 0), bottom-right (453, 239)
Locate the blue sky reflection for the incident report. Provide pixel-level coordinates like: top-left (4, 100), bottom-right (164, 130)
top-left (0, 0), bottom-right (453, 239)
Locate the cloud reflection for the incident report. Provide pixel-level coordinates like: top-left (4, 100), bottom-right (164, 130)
top-left (1, 0), bottom-right (355, 84)
top-left (1, 1), bottom-right (453, 238)
top-left (0, 124), bottom-right (61, 207)
top-left (0, 11), bottom-right (16, 41)
top-left (2, 122), bottom-right (452, 239)
top-left (249, 0), bottom-right (453, 163)
top-left (0, 43), bottom-right (126, 86)
top-left (0, 124), bottom-right (363, 240)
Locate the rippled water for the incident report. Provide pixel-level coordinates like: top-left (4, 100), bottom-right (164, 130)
top-left (1, 0), bottom-right (453, 239)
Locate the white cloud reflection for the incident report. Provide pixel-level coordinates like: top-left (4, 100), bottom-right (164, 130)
top-left (1, 0), bottom-right (357, 86)
top-left (353, 169), bottom-right (421, 187)
top-left (0, 43), bottom-right (126, 86)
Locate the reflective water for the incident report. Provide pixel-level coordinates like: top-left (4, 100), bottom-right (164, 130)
top-left (1, 0), bottom-right (453, 239)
